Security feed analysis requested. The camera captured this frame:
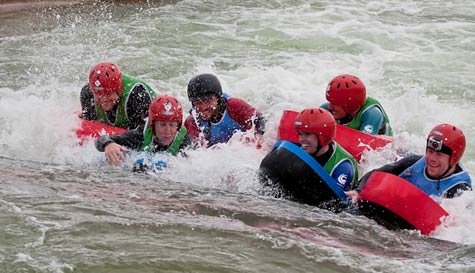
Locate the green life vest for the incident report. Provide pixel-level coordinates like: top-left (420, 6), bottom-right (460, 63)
top-left (323, 143), bottom-right (359, 190)
top-left (95, 74), bottom-right (156, 128)
top-left (140, 121), bottom-right (188, 156)
top-left (343, 96), bottom-right (393, 136)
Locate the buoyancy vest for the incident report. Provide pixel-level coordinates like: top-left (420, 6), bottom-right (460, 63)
top-left (399, 156), bottom-right (472, 197)
top-left (95, 74), bottom-right (156, 128)
top-left (194, 93), bottom-right (245, 146)
top-left (141, 119), bottom-right (188, 156)
top-left (322, 142), bottom-right (359, 190)
top-left (343, 96), bottom-right (393, 136)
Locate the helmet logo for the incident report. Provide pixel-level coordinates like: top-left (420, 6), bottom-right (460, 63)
top-left (431, 129), bottom-right (443, 137)
top-left (93, 79), bottom-right (104, 91)
top-left (161, 100), bottom-right (174, 116)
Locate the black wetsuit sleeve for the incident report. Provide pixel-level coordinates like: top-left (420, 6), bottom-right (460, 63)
top-left (445, 165), bottom-right (472, 198)
top-left (125, 85), bottom-right (153, 129)
top-left (446, 183), bottom-right (472, 198)
top-left (254, 113), bottom-right (266, 135)
top-left (80, 84), bottom-right (97, 120)
top-left (356, 154), bottom-right (423, 191)
top-left (95, 126), bottom-right (145, 152)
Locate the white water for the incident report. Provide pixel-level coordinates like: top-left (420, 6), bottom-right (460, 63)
top-left (1, 1), bottom-right (475, 272)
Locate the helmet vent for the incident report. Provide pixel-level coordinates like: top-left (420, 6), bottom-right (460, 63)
top-left (345, 82), bottom-right (349, 88)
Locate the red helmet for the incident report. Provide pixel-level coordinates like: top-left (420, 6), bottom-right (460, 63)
top-left (88, 62), bottom-right (123, 96)
top-left (148, 95), bottom-right (183, 131)
top-left (294, 108), bottom-right (336, 147)
top-left (325, 74), bottom-right (366, 113)
top-left (427, 124), bottom-right (465, 166)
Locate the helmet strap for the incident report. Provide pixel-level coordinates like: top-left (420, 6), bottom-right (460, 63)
top-left (311, 144), bottom-right (322, 158)
top-left (151, 121), bottom-right (156, 136)
top-left (339, 113), bottom-right (354, 124)
top-left (311, 142), bottom-right (326, 157)
top-left (311, 133), bottom-right (334, 157)
top-left (210, 96), bottom-right (226, 123)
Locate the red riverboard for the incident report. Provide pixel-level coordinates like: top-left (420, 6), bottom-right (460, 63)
top-left (359, 171), bottom-right (449, 235)
top-left (277, 109), bottom-right (393, 161)
top-left (76, 120), bottom-right (127, 142)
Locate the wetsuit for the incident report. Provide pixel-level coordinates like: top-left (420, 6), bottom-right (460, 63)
top-left (184, 93), bottom-right (266, 146)
top-left (80, 74), bottom-right (156, 130)
top-left (95, 124), bottom-right (193, 157)
top-left (356, 155), bottom-right (472, 198)
top-left (321, 96), bottom-right (392, 136)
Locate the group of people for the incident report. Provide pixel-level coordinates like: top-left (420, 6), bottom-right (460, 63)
top-left (80, 61), bottom-right (472, 206)
top-left (80, 62), bottom-right (266, 168)
top-left (289, 74), bottom-right (471, 204)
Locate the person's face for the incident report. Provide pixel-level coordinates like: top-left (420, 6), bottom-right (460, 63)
top-left (298, 131), bottom-right (319, 154)
top-left (192, 96), bottom-right (218, 121)
top-left (327, 103), bottom-right (347, 120)
top-left (154, 121), bottom-right (179, 146)
top-left (93, 92), bottom-right (119, 112)
top-left (425, 148), bottom-right (451, 178)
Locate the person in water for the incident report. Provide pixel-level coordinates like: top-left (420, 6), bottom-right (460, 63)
top-left (184, 73), bottom-right (266, 147)
top-left (320, 74), bottom-right (392, 136)
top-left (346, 123), bottom-right (472, 202)
top-left (294, 108), bottom-right (359, 190)
top-left (80, 62), bottom-right (156, 130)
top-left (95, 95), bottom-right (193, 166)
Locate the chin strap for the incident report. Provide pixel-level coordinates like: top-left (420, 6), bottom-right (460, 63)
top-left (436, 164), bottom-right (453, 191)
top-left (311, 143), bottom-right (323, 158)
top-left (337, 113), bottom-right (354, 125)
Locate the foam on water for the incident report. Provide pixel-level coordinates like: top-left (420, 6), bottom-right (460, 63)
top-left (1, 0), bottom-right (475, 254)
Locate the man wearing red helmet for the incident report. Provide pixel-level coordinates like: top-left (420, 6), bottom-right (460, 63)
top-left (95, 95), bottom-right (193, 166)
top-left (321, 74), bottom-right (392, 136)
top-left (346, 123), bottom-right (472, 202)
top-left (294, 108), bottom-right (359, 191)
top-left (80, 62), bottom-right (156, 130)
top-left (184, 73), bottom-right (266, 148)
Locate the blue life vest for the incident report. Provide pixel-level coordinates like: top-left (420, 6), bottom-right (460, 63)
top-left (195, 93), bottom-right (245, 146)
top-left (399, 156), bottom-right (472, 197)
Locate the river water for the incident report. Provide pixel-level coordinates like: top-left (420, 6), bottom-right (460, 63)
top-left (1, 1), bottom-right (475, 272)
